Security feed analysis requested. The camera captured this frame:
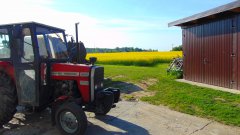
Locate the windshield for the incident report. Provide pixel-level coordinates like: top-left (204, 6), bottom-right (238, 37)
top-left (0, 29), bottom-right (10, 58)
top-left (36, 27), bottom-right (68, 59)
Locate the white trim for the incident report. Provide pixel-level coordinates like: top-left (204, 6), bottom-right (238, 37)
top-left (80, 72), bottom-right (89, 77)
top-left (90, 67), bottom-right (96, 102)
top-left (80, 81), bottom-right (89, 86)
top-left (51, 72), bottom-right (80, 77)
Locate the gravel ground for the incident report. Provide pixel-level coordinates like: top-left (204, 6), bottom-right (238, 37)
top-left (1, 101), bottom-right (240, 135)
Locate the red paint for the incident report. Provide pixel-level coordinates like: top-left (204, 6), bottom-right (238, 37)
top-left (51, 63), bottom-right (92, 103)
top-left (56, 95), bottom-right (69, 101)
top-left (0, 61), bottom-right (93, 102)
top-left (0, 61), bottom-right (15, 83)
top-left (183, 17), bottom-right (234, 89)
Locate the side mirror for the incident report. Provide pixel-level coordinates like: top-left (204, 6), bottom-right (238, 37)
top-left (89, 57), bottom-right (97, 65)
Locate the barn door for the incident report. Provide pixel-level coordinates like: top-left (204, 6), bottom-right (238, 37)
top-left (231, 16), bottom-right (237, 89)
top-left (236, 15), bottom-right (240, 90)
top-left (182, 26), bottom-right (204, 82)
top-left (203, 18), bottom-right (233, 88)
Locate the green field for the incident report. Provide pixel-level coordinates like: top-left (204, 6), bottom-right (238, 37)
top-left (103, 64), bottom-right (240, 126)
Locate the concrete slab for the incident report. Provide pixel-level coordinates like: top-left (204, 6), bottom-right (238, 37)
top-left (177, 79), bottom-right (240, 94)
top-left (1, 101), bottom-right (240, 135)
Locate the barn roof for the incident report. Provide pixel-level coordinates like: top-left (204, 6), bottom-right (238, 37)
top-left (169, 1), bottom-right (240, 27)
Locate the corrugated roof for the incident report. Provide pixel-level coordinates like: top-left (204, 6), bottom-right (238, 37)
top-left (169, 0), bottom-right (240, 27)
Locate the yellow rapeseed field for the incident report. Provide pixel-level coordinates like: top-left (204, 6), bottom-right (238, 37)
top-left (87, 51), bottom-right (182, 66)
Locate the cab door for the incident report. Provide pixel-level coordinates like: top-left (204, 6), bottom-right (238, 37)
top-left (12, 26), bottom-right (39, 106)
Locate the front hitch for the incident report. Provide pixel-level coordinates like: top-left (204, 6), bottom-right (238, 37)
top-left (94, 88), bottom-right (120, 115)
top-left (103, 87), bottom-right (120, 103)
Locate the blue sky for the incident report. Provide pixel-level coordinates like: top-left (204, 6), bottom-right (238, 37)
top-left (1, 0), bottom-right (235, 50)
top-left (52, 0), bottom-right (235, 50)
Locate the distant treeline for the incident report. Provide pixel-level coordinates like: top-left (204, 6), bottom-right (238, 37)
top-left (86, 47), bottom-right (158, 53)
top-left (171, 45), bottom-right (182, 51)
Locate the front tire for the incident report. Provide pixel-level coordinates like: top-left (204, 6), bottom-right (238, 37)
top-left (55, 102), bottom-right (87, 135)
top-left (0, 72), bottom-right (17, 126)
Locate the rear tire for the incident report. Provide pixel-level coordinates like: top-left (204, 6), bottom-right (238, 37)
top-left (55, 102), bottom-right (87, 135)
top-left (0, 72), bottom-right (17, 126)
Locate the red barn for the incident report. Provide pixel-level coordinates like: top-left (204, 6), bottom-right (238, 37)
top-left (169, 1), bottom-right (240, 90)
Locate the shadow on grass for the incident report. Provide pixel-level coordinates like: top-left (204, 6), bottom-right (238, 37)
top-left (104, 78), bottom-right (143, 94)
top-left (85, 115), bottom-right (149, 135)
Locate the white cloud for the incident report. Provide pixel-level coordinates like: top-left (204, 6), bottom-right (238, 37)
top-left (0, 0), bottom-right (130, 48)
top-left (98, 18), bottom-right (175, 32)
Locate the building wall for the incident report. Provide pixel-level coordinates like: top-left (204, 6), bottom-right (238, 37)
top-left (183, 15), bottom-right (240, 89)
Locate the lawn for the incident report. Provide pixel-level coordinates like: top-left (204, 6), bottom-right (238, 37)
top-left (103, 64), bottom-right (240, 126)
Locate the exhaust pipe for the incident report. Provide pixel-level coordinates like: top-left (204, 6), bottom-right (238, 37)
top-left (75, 22), bottom-right (80, 63)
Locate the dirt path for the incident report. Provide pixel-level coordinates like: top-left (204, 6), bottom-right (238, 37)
top-left (1, 101), bottom-right (240, 135)
top-left (107, 78), bottom-right (157, 101)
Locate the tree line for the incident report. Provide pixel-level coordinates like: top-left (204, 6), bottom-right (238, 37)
top-left (86, 47), bottom-right (158, 53)
top-left (171, 45), bottom-right (182, 51)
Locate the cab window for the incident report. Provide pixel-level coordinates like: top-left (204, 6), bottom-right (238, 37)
top-left (21, 28), bottom-right (34, 63)
top-left (0, 29), bottom-right (10, 58)
top-left (36, 27), bottom-right (68, 59)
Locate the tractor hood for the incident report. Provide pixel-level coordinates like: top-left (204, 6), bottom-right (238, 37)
top-left (50, 63), bottom-right (93, 102)
top-left (51, 63), bottom-right (91, 79)
top-left (50, 62), bottom-right (104, 103)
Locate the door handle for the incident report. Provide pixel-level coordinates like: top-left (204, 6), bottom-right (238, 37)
top-left (231, 53), bottom-right (236, 57)
top-left (203, 58), bottom-right (208, 64)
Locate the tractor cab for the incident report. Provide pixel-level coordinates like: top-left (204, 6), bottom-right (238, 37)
top-left (0, 22), bottom-right (69, 106)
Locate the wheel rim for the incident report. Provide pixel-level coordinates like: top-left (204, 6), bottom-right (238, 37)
top-left (59, 111), bottom-right (79, 133)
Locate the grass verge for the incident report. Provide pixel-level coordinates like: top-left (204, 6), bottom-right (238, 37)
top-left (103, 64), bottom-right (240, 126)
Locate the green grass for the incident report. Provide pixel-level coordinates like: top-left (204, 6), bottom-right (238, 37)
top-left (103, 64), bottom-right (164, 83)
top-left (103, 64), bottom-right (240, 126)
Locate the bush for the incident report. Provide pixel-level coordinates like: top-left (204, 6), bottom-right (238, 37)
top-left (167, 70), bottom-right (183, 79)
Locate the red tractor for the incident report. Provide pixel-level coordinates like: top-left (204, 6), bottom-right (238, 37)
top-left (0, 22), bottom-right (120, 135)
